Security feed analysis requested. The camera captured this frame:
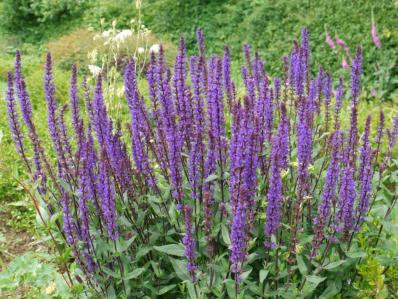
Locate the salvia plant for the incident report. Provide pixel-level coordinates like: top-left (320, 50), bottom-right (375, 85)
top-left (4, 28), bottom-right (398, 298)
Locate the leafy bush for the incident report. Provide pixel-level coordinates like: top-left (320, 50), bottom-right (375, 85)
top-left (0, 252), bottom-right (76, 298)
top-left (1, 0), bottom-right (88, 41)
top-left (141, 0), bottom-right (398, 101)
top-left (4, 28), bottom-right (398, 298)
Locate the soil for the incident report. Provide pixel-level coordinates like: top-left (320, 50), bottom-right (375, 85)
top-left (0, 211), bottom-right (37, 271)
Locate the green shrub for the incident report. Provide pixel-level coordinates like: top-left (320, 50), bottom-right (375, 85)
top-left (141, 0), bottom-right (398, 100)
top-left (0, 252), bottom-right (77, 298)
top-left (1, 0), bottom-right (89, 42)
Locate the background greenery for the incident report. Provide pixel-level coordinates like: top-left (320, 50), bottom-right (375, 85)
top-left (0, 0), bottom-right (397, 297)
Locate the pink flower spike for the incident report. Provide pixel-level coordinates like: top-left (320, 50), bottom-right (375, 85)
top-left (335, 34), bottom-right (350, 56)
top-left (335, 34), bottom-right (347, 48)
top-left (341, 56), bottom-right (349, 69)
top-left (371, 21), bottom-right (381, 48)
top-left (325, 31), bottom-right (335, 49)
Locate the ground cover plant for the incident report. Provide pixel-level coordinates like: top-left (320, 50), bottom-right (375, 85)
top-left (4, 27), bottom-right (398, 299)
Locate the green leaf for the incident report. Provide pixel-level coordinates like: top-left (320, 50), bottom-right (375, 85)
top-left (224, 278), bottom-right (236, 299)
top-left (319, 280), bottom-right (342, 299)
top-left (186, 280), bottom-right (200, 299)
top-left (306, 275), bottom-right (326, 284)
top-left (157, 284), bottom-right (177, 295)
top-left (116, 236), bottom-right (136, 252)
top-left (221, 224), bottom-right (231, 246)
top-left (297, 255), bottom-right (308, 275)
top-left (303, 275), bottom-right (326, 297)
top-left (204, 174), bottom-right (219, 183)
top-left (106, 285), bottom-right (117, 299)
top-left (124, 268), bottom-right (145, 280)
top-left (299, 234), bottom-right (313, 245)
top-left (260, 269), bottom-right (269, 284)
top-left (150, 261), bottom-right (162, 277)
top-left (154, 244), bottom-right (185, 257)
top-left (7, 200), bottom-right (28, 207)
top-left (136, 247), bottom-right (151, 261)
top-left (346, 251), bottom-right (366, 259)
top-left (169, 257), bottom-right (190, 281)
top-left (168, 202), bottom-right (178, 224)
top-left (324, 260), bottom-right (346, 270)
top-left (381, 220), bottom-right (398, 237)
top-left (119, 215), bottom-right (133, 227)
top-left (102, 267), bottom-right (121, 279)
top-left (240, 268), bottom-right (252, 282)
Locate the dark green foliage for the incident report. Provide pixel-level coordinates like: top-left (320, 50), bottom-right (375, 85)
top-left (141, 0), bottom-right (398, 100)
top-left (2, 1), bottom-right (397, 99)
top-left (1, 0), bottom-right (89, 42)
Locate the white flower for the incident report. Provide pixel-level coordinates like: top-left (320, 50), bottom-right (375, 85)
top-left (117, 86), bottom-right (125, 98)
top-left (93, 33), bottom-right (101, 41)
top-left (114, 29), bottom-right (133, 44)
top-left (88, 65), bottom-right (102, 77)
top-left (87, 49), bottom-right (98, 63)
top-left (102, 30), bottom-right (112, 39)
top-left (149, 44), bottom-right (160, 54)
top-left (45, 282), bottom-right (56, 295)
top-left (137, 47), bottom-right (145, 54)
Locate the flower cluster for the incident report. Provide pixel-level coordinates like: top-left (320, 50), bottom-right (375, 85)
top-left (5, 28), bottom-right (398, 296)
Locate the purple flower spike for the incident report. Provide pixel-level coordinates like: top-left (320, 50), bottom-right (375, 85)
top-left (297, 97), bottom-right (313, 196)
top-left (173, 36), bottom-right (192, 144)
top-left (188, 56), bottom-right (205, 202)
top-left (207, 56), bottom-right (226, 162)
top-left (230, 198), bottom-right (248, 280)
top-left (323, 72), bottom-right (332, 130)
top-left (44, 53), bottom-right (63, 157)
top-left (156, 47), bottom-right (183, 202)
top-left (264, 128), bottom-right (284, 247)
top-left (273, 78), bottom-right (281, 106)
top-left (387, 118), bottom-right (398, 159)
top-left (243, 43), bottom-right (252, 71)
top-left (196, 28), bottom-right (206, 56)
top-left (5, 72), bottom-right (30, 171)
top-left (312, 131), bottom-right (342, 256)
top-left (301, 28), bottom-right (310, 69)
top-left (334, 78), bottom-right (344, 129)
top-left (346, 47), bottom-right (362, 166)
top-left (125, 61), bottom-right (156, 189)
top-left (223, 45), bottom-right (234, 107)
top-left (99, 158), bottom-right (118, 241)
top-left (356, 116), bottom-right (373, 226)
top-left (278, 103), bottom-right (290, 170)
top-left (350, 47), bottom-right (363, 105)
top-left (337, 164), bottom-right (356, 233)
top-left (374, 110), bottom-right (385, 147)
top-left (264, 87), bottom-right (274, 142)
top-left (70, 64), bottom-right (82, 140)
top-left (14, 50), bottom-right (33, 128)
top-left (61, 191), bottom-right (75, 246)
top-left (92, 74), bottom-right (111, 150)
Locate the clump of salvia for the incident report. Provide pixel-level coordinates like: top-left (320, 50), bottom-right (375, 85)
top-left (5, 28), bottom-right (398, 297)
